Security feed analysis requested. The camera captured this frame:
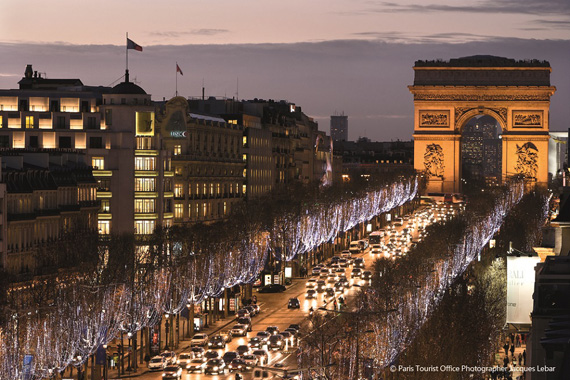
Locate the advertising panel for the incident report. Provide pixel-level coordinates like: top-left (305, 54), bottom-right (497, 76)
top-left (507, 256), bottom-right (540, 324)
top-left (135, 112), bottom-right (155, 136)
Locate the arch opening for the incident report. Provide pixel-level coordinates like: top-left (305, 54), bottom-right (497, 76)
top-left (460, 114), bottom-right (503, 190)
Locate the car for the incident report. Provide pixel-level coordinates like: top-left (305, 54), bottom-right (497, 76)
top-left (280, 330), bottom-right (292, 342)
top-left (222, 351), bottom-right (240, 364)
top-left (338, 258), bottom-right (349, 268)
top-left (288, 324), bottom-right (301, 331)
top-left (268, 334), bottom-right (285, 351)
top-left (334, 282), bottom-right (345, 293)
top-left (370, 243), bottom-right (381, 253)
top-left (236, 309), bottom-right (251, 318)
top-left (204, 358), bottom-right (226, 375)
top-left (305, 289), bottom-right (317, 299)
top-left (248, 337), bottom-right (264, 348)
top-left (242, 354), bottom-right (258, 367)
top-left (252, 349), bottom-right (269, 365)
top-left (244, 305), bottom-right (257, 317)
top-left (319, 269), bottom-right (329, 278)
top-left (341, 250), bottom-right (352, 259)
top-left (306, 278), bottom-right (318, 288)
top-left (362, 271), bottom-right (372, 280)
top-left (228, 358), bottom-right (248, 372)
top-left (176, 352), bottom-right (193, 367)
top-left (353, 258), bottom-right (365, 268)
top-left (236, 344), bottom-right (250, 356)
top-left (266, 326), bottom-right (280, 335)
top-left (351, 268), bottom-right (363, 278)
top-left (162, 365), bottom-right (183, 379)
top-left (360, 239), bottom-right (369, 249)
top-left (250, 303), bottom-right (260, 314)
top-left (284, 328), bottom-right (297, 337)
top-left (231, 324), bottom-right (248, 337)
top-left (207, 335), bottom-right (226, 349)
top-left (237, 316), bottom-right (252, 331)
top-left (217, 330), bottom-right (233, 343)
top-left (204, 350), bottom-right (220, 359)
top-left (148, 355), bottom-right (167, 371)
top-left (311, 267), bottom-right (322, 275)
top-left (288, 297), bottom-right (300, 309)
top-left (258, 284), bottom-right (286, 293)
top-left (190, 346), bottom-right (205, 359)
top-left (325, 288), bottom-right (335, 298)
top-left (349, 241), bottom-right (362, 254)
top-left (190, 333), bottom-right (209, 347)
top-left (316, 280), bottom-right (326, 292)
top-left (161, 351), bottom-right (177, 365)
top-left (256, 331), bottom-right (271, 342)
top-left (186, 358), bottom-right (207, 373)
top-left (326, 277), bottom-right (336, 287)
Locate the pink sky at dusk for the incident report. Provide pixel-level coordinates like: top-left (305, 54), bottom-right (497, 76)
top-left (0, 0), bottom-right (569, 141)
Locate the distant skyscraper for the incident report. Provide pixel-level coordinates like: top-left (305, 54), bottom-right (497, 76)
top-left (330, 113), bottom-right (348, 142)
top-left (461, 115), bottom-right (502, 184)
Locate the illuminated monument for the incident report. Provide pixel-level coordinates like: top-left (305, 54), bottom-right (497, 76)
top-left (410, 55), bottom-right (556, 193)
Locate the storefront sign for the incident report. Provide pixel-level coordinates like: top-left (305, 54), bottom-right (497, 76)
top-left (170, 130), bottom-right (187, 138)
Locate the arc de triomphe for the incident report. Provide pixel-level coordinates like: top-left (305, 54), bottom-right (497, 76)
top-left (410, 55), bottom-right (556, 193)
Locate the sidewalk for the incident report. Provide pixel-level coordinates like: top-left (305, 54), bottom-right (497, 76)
top-left (493, 336), bottom-right (528, 380)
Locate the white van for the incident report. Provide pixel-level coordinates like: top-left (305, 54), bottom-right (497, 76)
top-left (349, 241), bottom-right (362, 254)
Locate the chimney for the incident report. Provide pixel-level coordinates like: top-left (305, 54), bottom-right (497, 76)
top-left (25, 64), bottom-right (33, 79)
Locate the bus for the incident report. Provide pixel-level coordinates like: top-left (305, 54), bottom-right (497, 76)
top-left (369, 230), bottom-right (384, 245)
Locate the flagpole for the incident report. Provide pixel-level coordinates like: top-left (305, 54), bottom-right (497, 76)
top-left (176, 62), bottom-right (178, 97)
top-left (126, 32), bottom-right (129, 82)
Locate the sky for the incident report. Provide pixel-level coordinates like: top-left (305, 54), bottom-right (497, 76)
top-left (1, 0), bottom-right (569, 141)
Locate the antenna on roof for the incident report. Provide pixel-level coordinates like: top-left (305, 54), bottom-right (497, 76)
top-left (236, 77), bottom-right (239, 101)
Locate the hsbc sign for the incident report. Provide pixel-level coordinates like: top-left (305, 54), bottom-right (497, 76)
top-left (170, 131), bottom-right (187, 138)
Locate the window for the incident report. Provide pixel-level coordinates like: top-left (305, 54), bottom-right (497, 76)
top-left (223, 202), bottom-right (227, 215)
top-left (174, 183), bottom-right (184, 198)
top-left (25, 116), bottom-right (34, 129)
top-left (174, 203), bottom-right (183, 218)
top-left (98, 221), bottom-right (110, 235)
top-left (243, 154), bottom-right (247, 162)
top-left (210, 183), bottom-right (214, 196)
top-left (203, 203), bottom-right (207, 218)
top-left (175, 166), bottom-right (183, 176)
top-left (59, 136), bottom-right (72, 148)
top-left (134, 199), bottom-right (155, 213)
top-left (55, 116), bottom-right (66, 129)
top-left (87, 117), bottom-right (97, 129)
top-left (243, 136), bottom-right (247, 147)
top-left (89, 136), bottom-right (103, 149)
top-left (100, 199), bottom-right (110, 213)
top-left (135, 220), bottom-right (155, 235)
top-left (242, 184), bottom-right (247, 194)
top-left (134, 157), bottom-right (156, 171)
top-left (97, 178), bottom-right (110, 191)
top-left (173, 145), bottom-right (181, 156)
top-left (216, 183), bottom-right (220, 195)
top-left (134, 178), bottom-right (156, 192)
top-left (203, 183), bottom-right (207, 195)
top-left (92, 157), bottom-right (105, 170)
top-left (29, 136), bottom-right (39, 148)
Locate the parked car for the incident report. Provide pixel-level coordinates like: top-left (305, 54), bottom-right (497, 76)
top-left (288, 297), bottom-right (301, 309)
top-left (244, 305), bottom-right (257, 317)
top-left (258, 284), bottom-right (286, 293)
top-left (231, 324), bottom-right (248, 337)
top-left (190, 333), bottom-right (209, 347)
top-left (236, 309), bottom-right (251, 318)
top-left (204, 358), bottom-right (226, 375)
top-left (162, 365), bottom-right (183, 380)
top-left (237, 316), bottom-right (252, 332)
top-left (148, 355), bottom-right (167, 371)
top-left (186, 358), bottom-right (207, 373)
top-left (222, 351), bottom-right (240, 364)
top-left (252, 349), bottom-right (269, 365)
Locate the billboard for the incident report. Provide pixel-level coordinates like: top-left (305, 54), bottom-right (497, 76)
top-left (507, 256), bottom-right (540, 324)
top-left (136, 112), bottom-right (155, 136)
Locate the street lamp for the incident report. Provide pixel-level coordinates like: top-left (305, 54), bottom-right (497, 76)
top-left (164, 313), bottom-right (170, 350)
top-left (103, 344), bottom-right (108, 380)
top-left (126, 332), bottom-right (133, 372)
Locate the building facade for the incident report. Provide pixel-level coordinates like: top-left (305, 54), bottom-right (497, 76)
top-left (330, 113), bottom-right (348, 142)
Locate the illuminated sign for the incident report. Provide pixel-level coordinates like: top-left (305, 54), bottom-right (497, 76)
top-left (507, 256), bottom-right (540, 324)
top-left (136, 112), bottom-right (155, 136)
top-left (170, 131), bottom-right (187, 138)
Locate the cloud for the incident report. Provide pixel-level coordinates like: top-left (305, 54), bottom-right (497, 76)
top-left (0, 73), bottom-right (18, 77)
top-left (149, 29), bottom-right (230, 38)
top-left (352, 31), bottom-right (500, 44)
top-left (533, 19), bottom-right (570, 28)
top-left (361, 1), bottom-right (570, 16)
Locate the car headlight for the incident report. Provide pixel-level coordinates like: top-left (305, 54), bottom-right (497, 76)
top-left (277, 341), bottom-right (282, 345)
top-left (213, 366), bottom-right (218, 371)
top-left (162, 374), bottom-right (166, 377)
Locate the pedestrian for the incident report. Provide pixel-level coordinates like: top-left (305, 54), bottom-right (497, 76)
top-left (510, 333), bottom-right (515, 344)
top-left (510, 344), bottom-right (515, 358)
top-left (503, 356), bottom-right (509, 367)
top-left (503, 343), bottom-right (509, 357)
top-left (333, 299), bottom-right (338, 311)
top-left (518, 352), bottom-right (522, 366)
top-left (252, 295), bottom-right (257, 304)
top-left (522, 350), bottom-right (526, 365)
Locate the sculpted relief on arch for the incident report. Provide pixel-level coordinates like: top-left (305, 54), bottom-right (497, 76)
top-left (514, 142), bottom-right (539, 180)
top-left (424, 144), bottom-right (445, 178)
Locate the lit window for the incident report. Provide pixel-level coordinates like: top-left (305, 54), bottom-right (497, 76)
top-left (243, 136), bottom-right (247, 147)
top-left (92, 157), bottom-right (105, 170)
top-left (174, 203), bottom-right (183, 218)
top-left (203, 183), bottom-right (207, 195)
top-left (174, 183), bottom-right (184, 198)
top-left (134, 199), bottom-right (156, 213)
top-left (25, 116), bottom-right (34, 129)
top-left (243, 169), bottom-right (247, 178)
top-left (134, 157), bottom-right (156, 170)
top-left (223, 202), bottom-right (227, 215)
top-left (134, 178), bottom-right (156, 192)
top-left (242, 184), bottom-right (247, 194)
top-left (243, 154), bottom-right (247, 162)
top-left (174, 145), bottom-right (181, 156)
top-left (203, 203), bottom-right (207, 217)
top-left (134, 220), bottom-right (155, 235)
top-left (98, 220), bottom-right (110, 235)
top-left (216, 183), bottom-right (220, 195)
top-left (210, 183), bottom-right (214, 195)
top-left (100, 199), bottom-right (110, 213)
top-left (175, 166), bottom-right (183, 175)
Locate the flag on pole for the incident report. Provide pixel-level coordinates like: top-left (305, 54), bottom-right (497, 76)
top-left (127, 38), bottom-right (143, 51)
top-left (176, 63), bottom-right (183, 76)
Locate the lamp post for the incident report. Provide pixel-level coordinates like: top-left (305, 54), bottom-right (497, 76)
top-left (103, 344), bottom-right (108, 380)
top-left (164, 314), bottom-right (170, 350)
top-left (126, 332), bottom-right (133, 372)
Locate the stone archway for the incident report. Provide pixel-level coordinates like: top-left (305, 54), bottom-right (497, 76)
top-left (410, 55), bottom-right (556, 193)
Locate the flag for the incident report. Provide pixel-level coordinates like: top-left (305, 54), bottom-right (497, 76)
top-left (127, 38), bottom-right (143, 51)
top-left (176, 64), bottom-right (183, 76)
